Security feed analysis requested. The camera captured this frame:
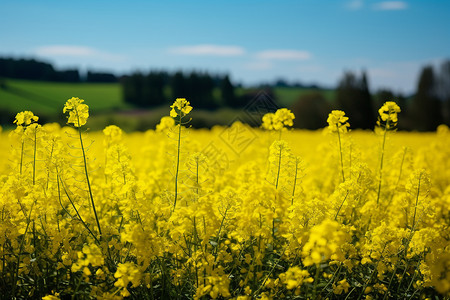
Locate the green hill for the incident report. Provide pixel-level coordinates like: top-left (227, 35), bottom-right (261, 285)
top-left (0, 79), bottom-right (337, 131)
top-left (273, 87), bottom-right (335, 107)
top-left (0, 79), bottom-right (127, 115)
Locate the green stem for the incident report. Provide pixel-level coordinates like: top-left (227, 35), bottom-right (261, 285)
top-left (357, 266), bottom-right (377, 300)
top-left (272, 144), bottom-right (283, 241)
top-left (291, 158), bottom-right (299, 206)
top-left (337, 124), bottom-right (345, 182)
top-left (335, 190), bottom-right (350, 220)
top-left (213, 207), bottom-right (229, 263)
top-left (33, 126), bottom-right (37, 185)
top-left (78, 127), bottom-right (102, 236)
top-left (20, 139), bottom-right (24, 175)
top-left (376, 122), bottom-right (388, 205)
top-left (11, 202), bottom-right (34, 299)
top-left (275, 144), bottom-right (282, 189)
top-left (59, 172), bottom-right (100, 244)
top-left (312, 263), bottom-right (321, 298)
top-left (396, 147), bottom-right (407, 186)
top-left (196, 157), bottom-right (199, 201)
top-left (173, 114), bottom-right (182, 211)
top-left (404, 258), bottom-right (422, 298)
top-left (322, 264), bottom-right (341, 295)
top-left (411, 175), bottom-right (422, 230)
top-left (46, 141), bottom-right (54, 191)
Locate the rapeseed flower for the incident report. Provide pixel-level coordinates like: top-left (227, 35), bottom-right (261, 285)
top-left (14, 111), bottom-right (38, 126)
top-left (63, 97), bottom-right (89, 127)
top-left (170, 98), bottom-right (192, 118)
top-left (327, 110), bottom-right (350, 133)
top-left (377, 101), bottom-right (401, 130)
top-left (261, 108), bottom-right (295, 131)
top-left (0, 98), bottom-right (449, 299)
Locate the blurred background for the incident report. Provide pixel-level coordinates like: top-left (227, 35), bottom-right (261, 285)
top-left (0, 0), bottom-right (449, 131)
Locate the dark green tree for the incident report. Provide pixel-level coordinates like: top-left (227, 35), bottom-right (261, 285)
top-left (171, 71), bottom-right (188, 99)
top-left (290, 92), bottom-right (330, 129)
top-left (437, 60), bottom-right (450, 125)
top-left (122, 73), bottom-right (144, 106)
top-left (197, 72), bottom-right (216, 109)
top-left (410, 66), bottom-right (442, 131)
top-left (336, 70), bottom-right (374, 129)
top-left (142, 72), bottom-right (166, 107)
top-left (221, 75), bottom-right (238, 108)
top-left (374, 89), bottom-right (395, 111)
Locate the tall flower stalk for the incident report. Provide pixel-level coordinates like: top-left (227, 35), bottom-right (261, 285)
top-left (13, 111), bottom-right (39, 176)
top-left (375, 101), bottom-right (401, 205)
top-left (327, 110), bottom-right (350, 183)
top-left (63, 97), bottom-right (102, 236)
top-left (169, 98), bottom-right (193, 211)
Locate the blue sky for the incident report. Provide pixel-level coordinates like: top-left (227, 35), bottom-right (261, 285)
top-left (1, 0), bottom-right (449, 93)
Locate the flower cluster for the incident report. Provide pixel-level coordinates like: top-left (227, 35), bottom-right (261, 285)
top-left (156, 116), bottom-right (176, 132)
top-left (261, 108), bottom-right (295, 131)
top-left (377, 101), bottom-right (401, 130)
top-left (327, 110), bottom-right (350, 133)
top-left (170, 98), bottom-right (193, 118)
top-left (63, 97), bottom-right (89, 127)
top-left (1, 100), bottom-right (449, 299)
top-left (14, 111), bottom-right (39, 126)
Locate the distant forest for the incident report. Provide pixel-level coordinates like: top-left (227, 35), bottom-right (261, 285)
top-left (0, 57), bottom-right (118, 83)
top-left (1, 56), bottom-right (450, 131)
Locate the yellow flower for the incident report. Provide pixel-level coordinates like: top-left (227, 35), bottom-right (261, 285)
top-left (156, 116), bottom-right (176, 132)
top-left (42, 292), bottom-right (60, 300)
top-left (170, 98), bottom-right (192, 118)
top-left (327, 110), bottom-right (350, 133)
top-left (103, 125), bottom-right (123, 143)
top-left (261, 113), bottom-right (276, 130)
top-left (378, 101), bottom-right (401, 123)
top-left (71, 244), bottom-right (104, 273)
top-left (14, 111), bottom-right (39, 126)
top-left (302, 219), bottom-right (351, 266)
top-left (63, 97), bottom-right (89, 127)
top-left (274, 108), bottom-right (295, 129)
top-left (377, 101), bottom-right (400, 130)
top-left (280, 266), bottom-right (313, 290)
top-left (114, 262), bottom-right (142, 289)
top-left (261, 108), bottom-right (295, 131)
top-left (333, 279), bottom-right (350, 295)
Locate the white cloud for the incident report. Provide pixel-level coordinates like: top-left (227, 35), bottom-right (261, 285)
top-left (346, 0), bottom-right (364, 10)
top-left (34, 45), bottom-right (125, 61)
top-left (255, 50), bottom-right (312, 61)
top-left (372, 1), bottom-right (408, 10)
top-left (168, 44), bottom-right (245, 56)
top-left (35, 45), bottom-right (96, 56)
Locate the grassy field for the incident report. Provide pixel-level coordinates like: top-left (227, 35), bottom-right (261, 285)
top-left (235, 86), bottom-right (335, 108)
top-left (0, 79), bottom-right (336, 131)
top-left (0, 79), bottom-right (336, 113)
top-left (0, 79), bottom-right (128, 115)
top-left (273, 87), bottom-right (335, 107)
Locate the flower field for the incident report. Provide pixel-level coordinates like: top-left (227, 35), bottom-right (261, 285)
top-left (0, 98), bottom-right (449, 299)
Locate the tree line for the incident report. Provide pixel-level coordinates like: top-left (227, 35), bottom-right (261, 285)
top-left (0, 57), bottom-right (118, 83)
top-left (2, 56), bottom-right (450, 131)
top-left (121, 71), bottom-right (245, 109)
top-left (290, 60), bottom-right (450, 131)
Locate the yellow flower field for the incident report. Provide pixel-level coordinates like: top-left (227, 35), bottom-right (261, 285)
top-left (0, 98), bottom-right (449, 299)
